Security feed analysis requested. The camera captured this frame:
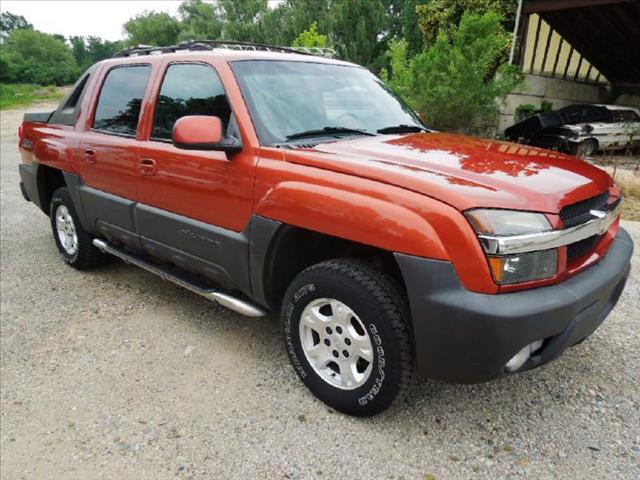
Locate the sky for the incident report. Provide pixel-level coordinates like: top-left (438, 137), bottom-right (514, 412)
top-left (0, 1), bottom-right (184, 41)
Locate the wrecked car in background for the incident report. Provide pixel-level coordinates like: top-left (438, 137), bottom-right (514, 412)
top-left (505, 104), bottom-right (640, 157)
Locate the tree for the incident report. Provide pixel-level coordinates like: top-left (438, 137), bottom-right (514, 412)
top-left (380, 38), bottom-right (412, 99)
top-left (385, 11), bottom-right (521, 133)
top-left (70, 36), bottom-right (122, 71)
top-left (116, 0), bottom-right (429, 74)
top-left (260, 0), bottom-right (331, 46)
top-left (177, 0), bottom-right (222, 41)
top-left (0, 28), bottom-right (79, 85)
top-left (325, 0), bottom-right (390, 71)
top-left (292, 22), bottom-right (329, 48)
top-left (123, 11), bottom-right (182, 46)
top-left (218, 0), bottom-right (269, 42)
top-left (387, 0), bottom-right (429, 56)
top-left (0, 12), bottom-right (32, 42)
top-left (416, 0), bottom-right (516, 45)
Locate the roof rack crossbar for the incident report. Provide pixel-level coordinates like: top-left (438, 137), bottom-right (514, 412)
top-left (115, 40), bottom-right (337, 58)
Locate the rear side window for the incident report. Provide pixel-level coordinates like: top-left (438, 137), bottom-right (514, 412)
top-left (152, 63), bottom-right (231, 140)
top-left (93, 65), bottom-right (151, 136)
top-left (49, 68), bottom-right (93, 126)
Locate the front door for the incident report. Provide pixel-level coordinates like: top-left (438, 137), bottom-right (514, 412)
top-left (135, 62), bottom-right (256, 292)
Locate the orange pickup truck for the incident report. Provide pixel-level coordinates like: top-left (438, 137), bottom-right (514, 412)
top-left (18, 42), bottom-right (633, 416)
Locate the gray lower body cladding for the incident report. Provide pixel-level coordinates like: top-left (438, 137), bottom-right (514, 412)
top-left (35, 170), bottom-right (282, 306)
top-left (395, 228), bottom-right (634, 384)
top-left (18, 163), bottom-right (40, 208)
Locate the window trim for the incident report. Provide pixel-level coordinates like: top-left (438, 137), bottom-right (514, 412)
top-left (149, 61), bottom-right (235, 143)
top-left (90, 63), bottom-right (152, 138)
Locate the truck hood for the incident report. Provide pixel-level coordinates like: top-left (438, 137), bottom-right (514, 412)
top-left (283, 132), bottom-right (612, 212)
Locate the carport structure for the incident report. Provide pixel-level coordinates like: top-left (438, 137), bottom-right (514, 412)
top-left (513, 0), bottom-right (640, 86)
top-left (500, 0), bottom-right (640, 131)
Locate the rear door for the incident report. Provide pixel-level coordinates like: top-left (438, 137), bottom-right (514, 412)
top-left (78, 64), bottom-right (152, 248)
top-left (135, 61), bottom-right (257, 292)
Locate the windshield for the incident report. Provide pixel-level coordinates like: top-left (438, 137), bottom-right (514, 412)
top-left (231, 60), bottom-right (424, 145)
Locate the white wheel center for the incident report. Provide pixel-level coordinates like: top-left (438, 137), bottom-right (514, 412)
top-left (55, 205), bottom-right (78, 256)
top-left (299, 298), bottom-right (373, 390)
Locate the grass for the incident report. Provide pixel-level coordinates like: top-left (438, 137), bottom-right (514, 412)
top-left (615, 173), bottom-right (640, 222)
top-left (0, 83), bottom-right (65, 110)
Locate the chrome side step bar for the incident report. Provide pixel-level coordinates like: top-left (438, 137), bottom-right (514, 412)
top-left (92, 239), bottom-right (267, 318)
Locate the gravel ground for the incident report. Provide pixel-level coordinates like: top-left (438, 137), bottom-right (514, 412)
top-left (1, 104), bottom-right (639, 480)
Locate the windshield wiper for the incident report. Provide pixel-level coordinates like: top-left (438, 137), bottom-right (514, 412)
top-left (286, 126), bottom-right (375, 141)
top-left (376, 124), bottom-right (426, 134)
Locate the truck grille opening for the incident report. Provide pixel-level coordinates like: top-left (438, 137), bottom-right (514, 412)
top-left (567, 234), bottom-right (603, 262)
top-left (560, 191), bottom-right (609, 228)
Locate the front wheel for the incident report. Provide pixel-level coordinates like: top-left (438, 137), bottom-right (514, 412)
top-left (281, 259), bottom-right (413, 416)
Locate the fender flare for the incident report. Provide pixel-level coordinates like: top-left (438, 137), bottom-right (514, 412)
top-left (254, 181), bottom-right (449, 260)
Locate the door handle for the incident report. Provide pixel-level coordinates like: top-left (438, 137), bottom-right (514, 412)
top-left (138, 158), bottom-right (157, 176)
top-left (84, 148), bottom-right (96, 165)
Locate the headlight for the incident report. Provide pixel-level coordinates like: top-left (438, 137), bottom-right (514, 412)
top-left (488, 250), bottom-right (558, 285)
top-left (466, 209), bottom-right (557, 285)
top-left (466, 209), bottom-right (551, 236)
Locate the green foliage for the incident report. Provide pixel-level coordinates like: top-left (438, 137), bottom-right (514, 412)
top-left (0, 29), bottom-right (79, 85)
top-left (0, 11), bottom-right (32, 41)
top-left (218, 0), bottom-right (268, 42)
top-left (123, 11), bottom-right (182, 46)
top-left (292, 22), bottom-right (328, 48)
top-left (177, 0), bottom-right (222, 41)
top-left (541, 100), bottom-right (553, 112)
top-left (385, 11), bottom-right (522, 133)
top-left (380, 38), bottom-right (412, 98)
top-left (70, 36), bottom-right (122, 71)
top-left (515, 103), bottom-right (537, 122)
top-left (388, 0), bottom-right (430, 56)
top-left (0, 83), bottom-right (64, 110)
top-left (115, 0), bottom-right (432, 74)
top-left (515, 101), bottom-right (554, 122)
top-left (326, 0), bottom-right (390, 71)
top-left (416, 0), bottom-right (516, 46)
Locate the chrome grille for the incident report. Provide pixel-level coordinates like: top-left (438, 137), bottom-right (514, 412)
top-left (560, 191), bottom-right (610, 228)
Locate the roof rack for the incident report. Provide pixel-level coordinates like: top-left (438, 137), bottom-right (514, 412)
top-left (115, 40), bottom-right (337, 59)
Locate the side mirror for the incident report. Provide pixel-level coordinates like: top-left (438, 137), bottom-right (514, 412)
top-left (172, 115), bottom-right (242, 153)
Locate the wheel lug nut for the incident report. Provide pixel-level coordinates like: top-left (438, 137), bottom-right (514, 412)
top-left (344, 338), bottom-right (351, 346)
top-left (332, 350), bottom-right (339, 358)
top-left (324, 339), bottom-right (331, 346)
top-left (336, 326), bottom-right (343, 334)
top-left (343, 350), bottom-right (349, 357)
top-left (326, 327), bottom-right (332, 335)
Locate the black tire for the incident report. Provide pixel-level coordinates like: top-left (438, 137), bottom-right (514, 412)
top-left (281, 259), bottom-right (413, 416)
top-left (573, 139), bottom-right (597, 158)
top-left (49, 187), bottom-right (103, 270)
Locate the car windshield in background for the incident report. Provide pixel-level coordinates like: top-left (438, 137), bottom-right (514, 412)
top-left (231, 60), bottom-right (424, 146)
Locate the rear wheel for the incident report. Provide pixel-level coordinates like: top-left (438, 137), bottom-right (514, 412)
top-left (281, 259), bottom-right (413, 416)
top-left (50, 187), bottom-right (103, 270)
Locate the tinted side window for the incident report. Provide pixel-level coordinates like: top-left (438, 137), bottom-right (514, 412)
top-left (93, 65), bottom-right (151, 136)
top-left (152, 63), bottom-right (231, 140)
top-left (613, 110), bottom-right (640, 122)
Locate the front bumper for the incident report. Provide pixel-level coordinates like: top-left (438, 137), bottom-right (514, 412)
top-left (395, 227), bottom-right (634, 383)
